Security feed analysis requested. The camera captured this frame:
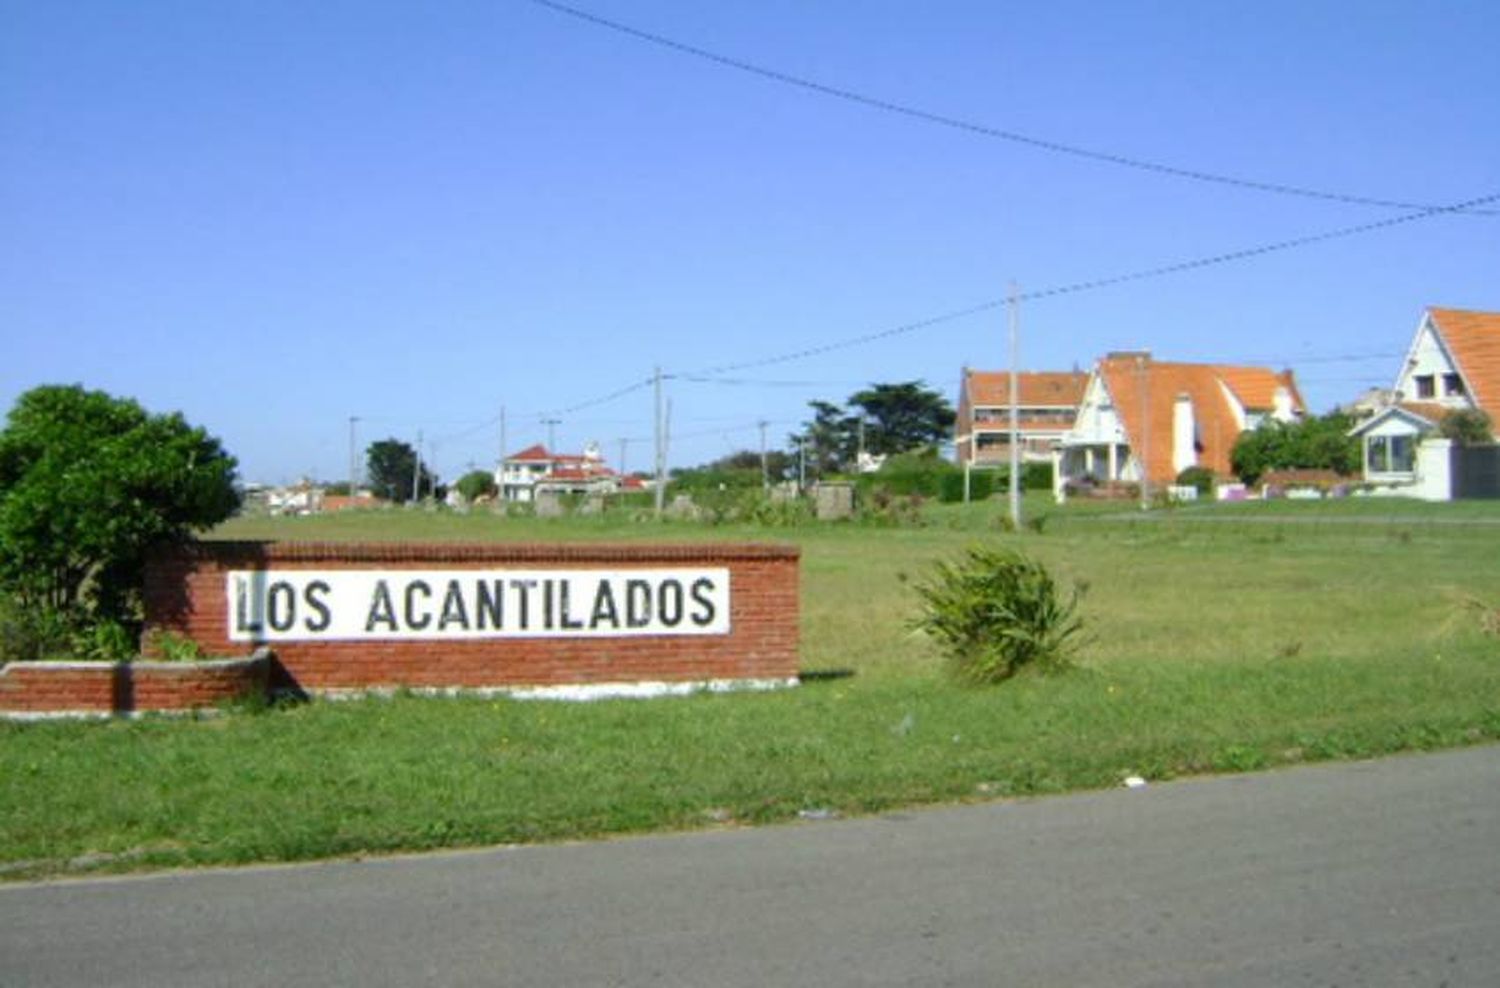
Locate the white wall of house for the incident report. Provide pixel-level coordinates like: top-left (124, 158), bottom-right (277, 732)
top-left (1395, 319), bottom-right (1471, 407)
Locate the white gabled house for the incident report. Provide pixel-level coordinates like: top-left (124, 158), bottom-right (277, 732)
top-left (493, 442), bottom-right (634, 502)
top-left (1054, 352), bottom-right (1304, 498)
top-left (1350, 306), bottom-right (1500, 499)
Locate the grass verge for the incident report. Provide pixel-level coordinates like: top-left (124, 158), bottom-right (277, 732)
top-left (2, 496), bottom-right (1498, 880)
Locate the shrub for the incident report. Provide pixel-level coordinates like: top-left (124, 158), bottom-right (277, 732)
top-left (1175, 466), bottom-right (1215, 496)
top-left (937, 470), bottom-right (995, 503)
top-left (0, 385), bottom-right (239, 640)
top-left (1439, 408), bottom-right (1493, 446)
top-left (910, 546), bottom-right (1083, 683)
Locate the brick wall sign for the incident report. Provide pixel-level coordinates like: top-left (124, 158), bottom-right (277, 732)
top-left (144, 541), bottom-right (800, 698)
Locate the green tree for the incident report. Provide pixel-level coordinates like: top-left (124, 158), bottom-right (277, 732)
top-left (454, 469), bottom-right (498, 502)
top-left (847, 381), bottom-right (957, 455)
top-left (0, 385), bottom-right (240, 627)
top-left (1439, 408), bottom-right (1493, 446)
top-left (792, 400), bottom-right (859, 477)
top-left (366, 439), bottom-right (436, 503)
top-left (1230, 412), bottom-right (1361, 486)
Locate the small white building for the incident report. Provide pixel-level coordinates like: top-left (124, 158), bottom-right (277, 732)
top-left (1350, 306), bottom-right (1500, 500)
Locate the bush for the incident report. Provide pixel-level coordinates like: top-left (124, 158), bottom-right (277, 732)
top-left (1439, 408), bottom-right (1493, 446)
top-left (937, 470), bottom-right (995, 503)
top-left (0, 385), bottom-right (240, 639)
top-left (910, 546), bottom-right (1083, 683)
top-left (1175, 466), bottom-right (1215, 496)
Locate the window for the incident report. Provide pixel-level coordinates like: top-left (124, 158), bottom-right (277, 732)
top-left (1414, 375), bottom-right (1436, 399)
top-left (1366, 434), bottom-right (1415, 474)
top-left (1443, 373), bottom-right (1466, 397)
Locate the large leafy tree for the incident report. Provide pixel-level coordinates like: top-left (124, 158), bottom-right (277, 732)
top-left (1230, 412), bottom-right (1361, 486)
top-left (366, 438), bottom-right (436, 503)
top-left (792, 400), bottom-right (859, 476)
top-left (848, 381), bottom-right (957, 455)
top-left (0, 385), bottom-right (240, 623)
top-left (791, 382), bottom-right (956, 476)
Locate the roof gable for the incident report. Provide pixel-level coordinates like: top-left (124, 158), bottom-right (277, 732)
top-left (1427, 307), bottom-right (1500, 420)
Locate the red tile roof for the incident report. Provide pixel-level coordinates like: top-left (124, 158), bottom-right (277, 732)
top-left (1098, 356), bottom-right (1305, 486)
top-left (965, 370), bottom-right (1089, 408)
top-left (508, 444), bottom-right (553, 462)
top-left (1428, 306), bottom-right (1500, 421)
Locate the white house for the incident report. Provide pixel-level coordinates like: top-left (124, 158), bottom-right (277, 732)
top-left (494, 442), bottom-right (624, 502)
top-left (1350, 306), bottom-right (1500, 499)
top-left (1054, 352), bottom-right (1304, 498)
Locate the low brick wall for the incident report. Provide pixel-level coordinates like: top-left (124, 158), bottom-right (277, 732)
top-left (144, 541), bottom-right (801, 696)
top-left (0, 654), bottom-right (270, 718)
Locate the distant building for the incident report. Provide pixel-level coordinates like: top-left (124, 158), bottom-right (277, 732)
top-left (955, 368), bottom-right (1089, 465)
top-left (494, 442), bottom-right (625, 502)
top-left (1350, 306), bottom-right (1500, 499)
top-left (1055, 353), bottom-right (1304, 495)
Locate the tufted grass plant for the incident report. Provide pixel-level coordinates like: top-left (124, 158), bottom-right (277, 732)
top-left (910, 545), bottom-right (1083, 683)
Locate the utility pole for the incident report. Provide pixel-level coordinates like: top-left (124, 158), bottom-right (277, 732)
top-left (498, 405), bottom-right (508, 503)
top-left (412, 429), bottom-right (423, 502)
top-left (758, 420), bottom-right (769, 489)
top-left (617, 437), bottom-right (629, 476)
top-left (798, 435), bottom-right (806, 493)
top-left (653, 366), bottom-right (666, 518)
top-left (1008, 283), bottom-right (1022, 531)
top-left (348, 415), bottom-right (361, 494)
top-left (1138, 354), bottom-right (1151, 510)
top-left (542, 417), bottom-right (560, 452)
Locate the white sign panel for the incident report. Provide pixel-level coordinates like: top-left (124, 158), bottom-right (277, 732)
top-left (227, 569), bottom-right (731, 642)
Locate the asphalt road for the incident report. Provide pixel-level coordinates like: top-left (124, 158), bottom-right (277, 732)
top-left (4, 746), bottom-right (1498, 987)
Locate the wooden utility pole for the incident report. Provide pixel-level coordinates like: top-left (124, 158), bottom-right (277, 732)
top-left (348, 415), bottom-right (360, 494)
top-left (758, 420), bottom-right (769, 489)
top-left (412, 429), bottom-right (423, 502)
top-left (1008, 284), bottom-right (1022, 531)
top-left (653, 366), bottom-right (666, 518)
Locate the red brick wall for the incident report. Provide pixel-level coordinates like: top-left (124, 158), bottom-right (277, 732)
top-left (0, 656), bottom-right (270, 716)
top-left (143, 541), bottom-right (800, 693)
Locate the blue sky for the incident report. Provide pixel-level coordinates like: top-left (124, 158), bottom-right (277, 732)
top-left (3, 0), bottom-right (1496, 485)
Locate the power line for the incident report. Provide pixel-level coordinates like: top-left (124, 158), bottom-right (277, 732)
top-left (526, 0), bottom-right (1496, 216)
top-left (680, 190), bottom-right (1500, 378)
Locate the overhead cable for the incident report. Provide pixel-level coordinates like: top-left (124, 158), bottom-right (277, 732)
top-left (525, 0), bottom-right (1495, 216)
top-left (683, 190), bottom-right (1500, 377)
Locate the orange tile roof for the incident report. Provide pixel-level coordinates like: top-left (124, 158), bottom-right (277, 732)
top-left (1098, 357), bottom-right (1305, 486)
top-left (508, 444), bottom-right (552, 462)
top-left (1214, 366), bottom-right (1302, 411)
top-left (1428, 307), bottom-right (1500, 421)
top-left (965, 370), bottom-right (1089, 408)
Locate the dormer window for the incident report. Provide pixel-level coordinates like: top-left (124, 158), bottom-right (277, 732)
top-left (1414, 375), bottom-right (1436, 399)
top-left (1443, 373), bottom-right (1466, 397)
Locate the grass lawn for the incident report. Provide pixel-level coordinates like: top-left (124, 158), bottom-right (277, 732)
top-left (3, 496), bottom-right (1498, 879)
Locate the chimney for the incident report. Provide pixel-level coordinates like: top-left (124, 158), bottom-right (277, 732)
top-left (1273, 384), bottom-right (1293, 421)
top-left (1172, 393), bottom-right (1197, 475)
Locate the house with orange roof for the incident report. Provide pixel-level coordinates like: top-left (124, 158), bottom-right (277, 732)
top-left (1350, 306), bottom-right (1500, 499)
top-left (1054, 352), bottom-right (1304, 498)
top-left (494, 442), bottom-right (622, 502)
top-left (955, 368), bottom-right (1089, 465)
